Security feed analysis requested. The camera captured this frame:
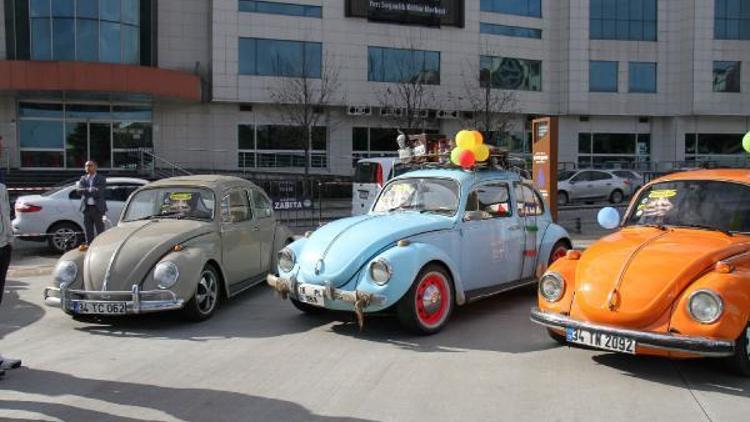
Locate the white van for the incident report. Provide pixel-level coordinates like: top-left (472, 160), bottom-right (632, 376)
top-left (352, 157), bottom-right (398, 216)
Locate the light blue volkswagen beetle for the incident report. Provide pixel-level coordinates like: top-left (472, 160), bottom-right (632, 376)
top-left (267, 167), bottom-right (571, 334)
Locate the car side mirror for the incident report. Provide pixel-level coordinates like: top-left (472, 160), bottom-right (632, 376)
top-left (598, 207), bottom-right (621, 230)
top-left (464, 210), bottom-right (488, 221)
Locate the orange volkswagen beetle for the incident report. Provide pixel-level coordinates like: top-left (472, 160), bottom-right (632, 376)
top-left (531, 169), bottom-right (750, 376)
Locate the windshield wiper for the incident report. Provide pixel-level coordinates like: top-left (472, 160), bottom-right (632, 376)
top-left (419, 207), bottom-right (454, 215)
top-left (673, 223), bottom-right (733, 237)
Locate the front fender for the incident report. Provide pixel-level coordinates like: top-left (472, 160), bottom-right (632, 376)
top-left (141, 238), bottom-right (223, 300)
top-left (538, 256), bottom-right (578, 315)
top-left (669, 270), bottom-right (750, 342)
top-left (537, 223), bottom-right (571, 276)
top-left (354, 241), bottom-right (467, 308)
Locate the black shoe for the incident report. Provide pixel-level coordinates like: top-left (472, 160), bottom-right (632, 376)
top-left (0, 358), bottom-right (21, 370)
top-left (0, 369), bottom-right (5, 377)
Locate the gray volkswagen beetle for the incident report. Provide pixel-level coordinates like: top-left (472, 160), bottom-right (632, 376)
top-left (43, 175), bottom-right (294, 321)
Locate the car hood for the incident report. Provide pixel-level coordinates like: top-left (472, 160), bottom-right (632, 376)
top-left (298, 213), bottom-right (454, 287)
top-left (83, 219), bottom-right (214, 291)
top-left (572, 227), bottom-right (749, 328)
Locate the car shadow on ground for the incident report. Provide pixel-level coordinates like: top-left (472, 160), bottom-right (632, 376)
top-left (0, 280), bottom-right (46, 339)
top-left (591, 353), bottom-right (750, 399)
top-left (0, 368), bottom-right (373, 422)
top-left (73, 284), bottom-right (557, 355)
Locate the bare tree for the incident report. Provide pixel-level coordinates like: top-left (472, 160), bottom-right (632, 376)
top-left (374, 35), bottom-right (441, 132)
top-left (268, 52), bottom-right (342, 176)
top-left (453, 50), bottom-right (519, 146)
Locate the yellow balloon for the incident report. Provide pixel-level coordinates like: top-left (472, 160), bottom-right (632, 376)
top-left (456, 130), bottom-right (476, 150)
top-left (450, 147), bottom-right (464, 165)
top-left (472, 130), bottom-right (484, 146)
top-left (475, 144), bottom-right (490, 161)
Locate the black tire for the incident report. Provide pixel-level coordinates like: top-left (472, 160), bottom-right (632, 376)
top-left (549, 240), bottom-right (570, 265)
top-left (609, 189), bottom-right (624, 204)
top-left (557, 191), bottom-right (569, 207)
top-left (47, 222), bottom-right (84, 254)
top-left (290, 298), bottom-right (326, 315)
top-left (548, 329), bottom-right (567, 345)
top-left (726, 323), bottom-right (750, 376)
top-left (183, 265), bottom-right (221, 322)
top-left (397, 264), bottom-right (454, 335)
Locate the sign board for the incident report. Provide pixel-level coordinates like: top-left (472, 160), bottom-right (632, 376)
top-left (532, 117), bottom-right (559, 221)
top-left (270, 181), bottom-right (313, 211)
top-left (345, 0), bottom-right (465, 28)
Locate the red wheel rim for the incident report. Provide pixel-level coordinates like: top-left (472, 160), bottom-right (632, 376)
top-left (415, 272), bottom-right (449, 328)
top-left (550, 246), bottom-right (568, 264)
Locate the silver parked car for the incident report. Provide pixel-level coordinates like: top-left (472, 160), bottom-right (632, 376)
top-left (557, 169), bottom-right (629, 206)
top-left (43, 175), bottom-right (294, 322)
top-left (611, 170), bottom-right (645, 196)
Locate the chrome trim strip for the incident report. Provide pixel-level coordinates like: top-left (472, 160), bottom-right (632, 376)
top-left (102, 221), bottom-right (156, 291)
top-left (318, 215), bottom-right (380, 264)
top-left (530, 307), bottom-right (734, 357)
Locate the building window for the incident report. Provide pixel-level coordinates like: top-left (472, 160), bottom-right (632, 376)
top-left (238, 1), bottom-right (322, 18)
top-left (238, 125), bottom-right (328, 169)
top-left (480, 56), bottom-right (542, 91)
top-left (18, 101), bottom-right (153, 169)
top-left (628, 62), bottom-right (657, 93)
top-left (367, 47), bottom-right (441, 85)
top-left (590, 0), bottom-right (657, 41)
top-left (480, 22), bottom-right (542, 39)
top-left (715, 0), bottom-right (750, 40)
top-left (590, 61), bottom-right (618, 92)
top-left (713, 61), bottom-right (741, 92)
top-left (578, 133), bottom-right (651, 168)
top-left (239, 38), bottom-right (322, 78)
top-left (685, 133), bottom-right (747, 165)
top-left (27, 0), bottom-right (141, 64)
top-left (480, 0), bottom-right (541, 18)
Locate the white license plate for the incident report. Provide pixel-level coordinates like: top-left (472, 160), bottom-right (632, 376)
top-left (74, 301), bottom-right (128, 315)
top-left (358, 190), bottom-right (369, 200)
top-left (297, 284), bottom-right (326, 307)
top-left (566, 327), bottom-right (636, 354)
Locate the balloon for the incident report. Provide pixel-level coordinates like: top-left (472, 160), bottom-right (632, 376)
top-left (474, 144), bottom-right (490, 161)
top-left (472, 131), bottom-right (484, 146)
top-left (458, 149), bottom-right (476, 168)
top-left (597, 207), bottom-right (621, 230)
top-left (450, 147), bottom-right (464, 166)
top-left (743, 131), bottom-right (750, 153)
top-left (456, 130), bottom-right (476, 150)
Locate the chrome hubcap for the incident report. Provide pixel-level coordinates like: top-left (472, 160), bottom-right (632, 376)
top-left (53, 228), bottom-right (76, 250)
top-left (195, 270), bottom-right (218, 314)
top-left (421, 285), bottom-right (442, 315)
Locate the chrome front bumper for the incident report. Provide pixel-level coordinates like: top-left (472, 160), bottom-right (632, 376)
top-left (530, 307), bottom-right (735, 357)
top-left (43, 284), bottom-right (185, 315)
top-left (266, 274), bottom-right (386, 307)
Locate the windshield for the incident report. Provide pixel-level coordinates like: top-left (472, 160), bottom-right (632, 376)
top-left (372, 178), bottom-right (459, 215)
top-left (354, 162), bottom-right (381, 183)
top-left (625, 180), bottom-right (750, 233)
top-left (122, 188), bottom-right (216, 222)
top-left (558, 171), bottom-right (576, 181)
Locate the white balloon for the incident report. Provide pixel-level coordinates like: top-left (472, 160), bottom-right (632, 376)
top-left (598, 207), bottom-right (621, 230)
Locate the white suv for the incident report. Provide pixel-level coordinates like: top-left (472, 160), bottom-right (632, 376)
top-left (12, 177), bottom-right (149, 253)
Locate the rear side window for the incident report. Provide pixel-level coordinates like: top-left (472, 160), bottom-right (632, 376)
top-left (613, 171), bottom-right (631, 178)
top-left (354, 162), bottom-right (381, 184)
top-left (515, 184), bottom-right (545, 217)
top-left (591, 171), bottom-right (613, 181)
top-left (222, 188), bottom-right (252, 223)
top-left (252, 189), bottom-right (273, 219)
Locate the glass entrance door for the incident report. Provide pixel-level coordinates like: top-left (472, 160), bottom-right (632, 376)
top-left (64, 122), bottom-right (112, 168)
top-left (89, 122), bottom-right (112, 168)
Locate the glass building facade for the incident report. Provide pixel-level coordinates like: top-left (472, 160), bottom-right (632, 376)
top-left (480, 56), bottom-right (542, 91)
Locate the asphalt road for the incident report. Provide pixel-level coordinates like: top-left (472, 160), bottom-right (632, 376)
top-left (1, 274), bottom-right (749, 421)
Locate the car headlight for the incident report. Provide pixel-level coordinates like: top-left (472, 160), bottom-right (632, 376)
top-left (369, 258), bottom-right (392, 286)
top-left (687, 289), bottom-right (723, 324)
top-left (278, 248), bottom-right (295, 273)
top-left (539, 272), bottom-right (565, 303)
top-left (154, 261), bottom-right (180, 290)
top-left (53, 260), bottom-right (78, 286)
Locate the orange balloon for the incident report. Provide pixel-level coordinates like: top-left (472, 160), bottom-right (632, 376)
top-left (472, 131), bottom-right (484, 145)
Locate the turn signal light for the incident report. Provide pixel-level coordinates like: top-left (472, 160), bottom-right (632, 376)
top-left (566, 250), bottom-right (581, 260)
top-left (173, 245), bottom-right (184, 252)
top-left (78, 244), bottom-right (89, 252)
top-left (714, 261), bottom-right (734, 274)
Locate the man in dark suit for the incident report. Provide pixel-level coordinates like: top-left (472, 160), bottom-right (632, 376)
top-left (78, 161), bottom-right (107, 244)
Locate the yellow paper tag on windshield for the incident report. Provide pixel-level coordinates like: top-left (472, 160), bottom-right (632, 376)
top-left (170, 192), bottom-right (192, 201)
top-left (648, 189), bottom-right (677, 199)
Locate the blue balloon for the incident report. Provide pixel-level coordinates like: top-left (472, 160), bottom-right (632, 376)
top-left (597, 207), bottom-right (621, 230)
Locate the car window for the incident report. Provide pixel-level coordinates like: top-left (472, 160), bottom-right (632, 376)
top-left (558, 170), bottom-right (577, 181)
top-left (591, 171), bottom-right (613, 181)
top-left (251, 189), bottom-right (273, 219)
top-left (515, 184), bottom-right (545, 217)
top-left (571, 171), bottom-right (590, 182)
top-left (105, 185), bottom-right (135, 202)
top-left (613, 171), bottom-right (632, 179)
top-left (222, 188), bottom-right (252, 224)
top-left (465, 183), bottom-right (512, 219)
